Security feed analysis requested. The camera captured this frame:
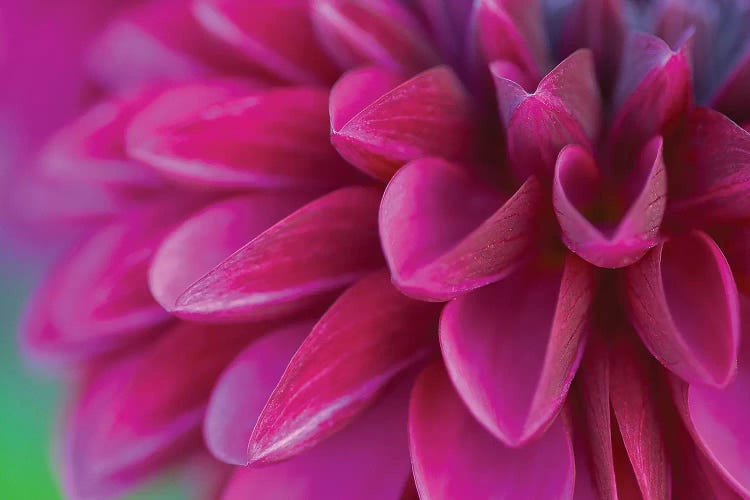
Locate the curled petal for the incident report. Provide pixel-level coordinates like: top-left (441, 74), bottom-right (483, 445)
top-left (330, 66), bottom-right (476, 181)
top-left (150, 193), bottom-right (315, 313)
top-left (380, 158), bottom-right (544, 301)
top-left (311, 0), bottom-right (439, 74)
top-left (625, 231), bottom-right (740, 387)
top-left (249, 270), bottom-right (440, 464)
top-left (127, 84), bottom-right (359, 189)
top-left (223, 378), bottom-right (412, 500)
top-left (172, 187), bottom-right (384, 322)
top-left (667, 107), bottom-right (750, 220)
top-left (713, 45), bottom-right (750, 124)
top-left (410, 363), bottom-right (575, 499)
top-left (553, 137), bottom-right (666, 268)
top-left (193, 0), bottom-right (338, 84)
top-left (493, 49), bottom-right (602, 181)
top-left (203, 322), bottom-right (312, 465)
top-left (440, 254), bottom-right (595, 446)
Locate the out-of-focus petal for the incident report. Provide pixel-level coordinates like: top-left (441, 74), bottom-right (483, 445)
top-left (193, 0), bottom-right (339, 84)
top-left (172, 187), bottom-right (384, 322)
top-left (311, 0), bottom-right (439, 74)
top-left (553, 137), bottom-right (666, 268)
top-left (667, 107), bottom-right (750, 220)
top-left (493, 49), bottom-right (601, 181)
top-left (440, 255), bottom-right (595, 446)
top-left (410, 363), bottom-right (575, 499)
top-left (330, 66), bottom-right (476, 181)
top-left (713, 46), bottom-right (750, 124)
top-left (203, 322), bottom-right (312, 465)
top-left (380, 158), bottom-right (544, 301)
top-left (416, 0), bottom-right (474, 71)
top-left (127, 83), bottom-right (359, 189)
top-left (625, 231), bottom-right (740, 387)
top-left (222, 378), bottom-right (412, 500)
top-left (248, 270), bottom-right (440, 464)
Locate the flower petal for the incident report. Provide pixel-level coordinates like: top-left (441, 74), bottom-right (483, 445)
top-left (410, 362), bottom-right (575, 499)
top-left (713, 45), bottom-right (750, 124)
top-left (380, 158), bottom-right (544, 301)
top-left (416, 0), bottom-right (474, 71)
top-left (127, 83), bottom-right (359, 189)
top-left (172, 187), bottom-right (384, 322)
top-left (203, 321), bottom-right (312, 465)
top-left (440, 254), bottom-right (595, 446)
top-left (310, 0), bottom-right (439, 74)
top-left (625, 231), bottom-right (740, 387)
top-left (192, 0), bottom-right (338, 84)
top-left (493, 49), bottom-right (601, 181)
top-left (553, 137), bottom-right (666, 268)
top-left (330, 66), bottom-right (476, 181)
top-left (248, 270), bottom-right (440, 464)
top-left (222, 378), bottom-right (412, 500)
top-left (667, 107), bottom-right (750, 220)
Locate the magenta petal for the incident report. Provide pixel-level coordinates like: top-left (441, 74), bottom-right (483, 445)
top-left (311, 0), bottom-right (439, 74)
top-left (667, 107), bottom-right (750, 220)
top-left (127, 83), bottom-right (358, 189)
top-left (609, 335), bottom-right (672, 499)
top-left (380, 158), bottom-right (544, 301)
top-left (416, 0), bottom-right (474, 70)
top-left (713, 46), bottom-right (750, 124)
top-left (625, 231), bottom-right (740, 387)
top-left (172, 187), bottom-right (384, 322)
top-left (553, 137), bottom-right (666, 268)
top-left (60, 321), bottom-right (259, 499)
top-left (248, 270), bottom-right (440, 464)
top-left (193, 0), bottom-right (338, 84)
top-left (222, 378), bottom-right (412, 500)
top-left (440, 254), bottom-right (595, 446)
top-left (150, 193), bottom-right (314, 313)
top-left (203, 321), bottom-right (312, 465)
top-left (410, 363), bottom-right (575, 499)
top-left (493, 49), bottom-right (602, 181)
top-left (330, 65), bottom-right (476, 181)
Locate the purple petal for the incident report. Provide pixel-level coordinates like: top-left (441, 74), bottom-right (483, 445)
top-left (410, 363), bottom-right (575, 499)
top-left (330, 65), bottom-right (476, 181)
top-left (310, 0), bottom-right (439, 74)
top-left (667, 107), bottom-right (750, 220)
top-left (493, 49), bottom-right (602, 181)
top-left (625, 231), bottom-right (739, 387)
top-left (172, 187), bottom-right (384, 322)
top-left (193, 0), bottom-right (339, 84)
top-left (203, 321), bottom-right (312, 465)
top-left (380, 158), bottom-right (544, 301)
top-left (713, 45), bottom-right (750, 124)
top-left (222, 378), bottom-right (412, 500)
top-left (248, 270), bottom-right (440, 464)
top-left (553, 137), bottom-right (666, 268)
top-left (440, 254), bottom-right (595, 446)
top-left (416, 0), bottom-right (474, 70)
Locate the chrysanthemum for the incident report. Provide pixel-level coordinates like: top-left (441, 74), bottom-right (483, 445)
top-left (8, 0), bottom-right (750, 498)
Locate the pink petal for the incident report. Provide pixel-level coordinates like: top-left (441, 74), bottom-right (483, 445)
top-left (310, 0), bottom-right (439, 74)
top-left (172, 187), bottom-right (384, 322)
top-left (60, 321), bottom-right (261, 499)
top-left (380, 158), bottom-right (544, 301)
top-left (474, 0), bottom-right (550, 87)
top-left (193, 0), bottom-right (339, 84)
top-left (609, 335), bottom-right (672, 500)
top-left (716, 222), bottom-right (750, 295)
top-left (150, 193), bottom-right (315, 313)
top-left (222, 378), bottom-right (412, 500)
top-left (713, 45), bottom-right (750, 124)
top-left (203, 321), bottom-right (313, 465)
top-left (493, 49), bottom-right (602, 181)
top-left (248, 270), bottom-right (440, 464)
top-left (440, 254), bottom-right (595, 446)
top-left (330, 65), bottom-right (476, 181)
top-left (410, 363), bottom-right (575, 499)
top-left (667, 107), bottom-right (750, 220)
top-left (127, 83), bottom-right (359, 189)
top-left (625, 230), bottom-right (740, 387)
top-left (553, 137), bottom-right (666, 268)
top-left (608, 32), bottom-right (692, 170)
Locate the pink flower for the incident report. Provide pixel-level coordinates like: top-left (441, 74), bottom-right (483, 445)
top-left (10, 0), bottom-right (750, 498)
